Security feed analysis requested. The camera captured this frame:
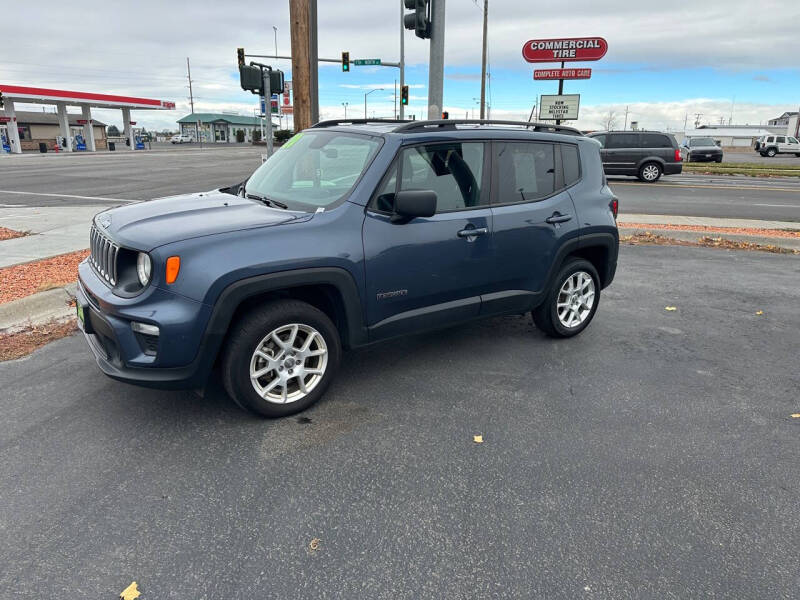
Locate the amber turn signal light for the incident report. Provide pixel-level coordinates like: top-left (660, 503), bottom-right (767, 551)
top-left (165, 256), bottom-right (181, 284)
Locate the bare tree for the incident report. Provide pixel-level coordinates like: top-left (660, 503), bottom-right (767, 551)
top-left (603, 109), bottom-right (618, 131)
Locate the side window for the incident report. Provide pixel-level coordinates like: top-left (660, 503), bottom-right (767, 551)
top-left (642, 133), bottom-right (672, 148)
top-left (789, 137), bottom-right (799, 145)
top-left (606, 133), bottom-right (640, 148)
top-left (494, 142), bottom-right (556, 203)
top-left (776, 136), bottom-right (786, 144)
top-left (561, 144), bottom-right (581, 186)
top-left (591, 134), bottom-right (606, 148)
top-left (372, 163), bottom-right (398, 213)
top-left (398, 142), bottom-right (484, 212)
top-left (766, 137), bottom-right (775, 143)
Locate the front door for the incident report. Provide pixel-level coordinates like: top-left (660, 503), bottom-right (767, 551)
top-left (487, 140), bottom-right (581, 312)
top-left (363, 141), bottom-right (492, 340)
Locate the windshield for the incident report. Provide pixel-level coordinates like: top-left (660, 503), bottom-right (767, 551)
top-left (245, 130), bottom-right (382, 212)
top-left (690, 137), bottom-right (716, 146)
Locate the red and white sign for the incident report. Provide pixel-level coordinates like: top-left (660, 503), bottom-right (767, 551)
top-left (129, 121), bottom-right (137, 125)
top-left (281, 106), bottom-right (294, 115)
top-left (77, 119), bottom-right (89, 125)
top-left (0, 84), bottom-right (175, 110)
top-left (523, 37), bottom-right (608, 63)
top-left (283, 81), bottom-right (291, 106)
top-left (534, 68), bottom-right (592, 80)
top-left (0, 116), bottom-right (11, 123)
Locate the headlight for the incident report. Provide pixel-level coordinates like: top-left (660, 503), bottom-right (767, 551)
top-left (136, 252), bottom-right (152, 286)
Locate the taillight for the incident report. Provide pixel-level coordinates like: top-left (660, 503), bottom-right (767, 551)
top-left (675, 148), bottom-right (682, 162)
top-left (609, 198), bottom-right (619, 219)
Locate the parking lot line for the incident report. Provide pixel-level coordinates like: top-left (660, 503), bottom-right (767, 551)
top-left (0, 190), bottom-right (133, 203)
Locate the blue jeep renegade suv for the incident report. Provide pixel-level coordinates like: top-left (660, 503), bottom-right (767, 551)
top-left (76, 119), bottom-right (619, 417)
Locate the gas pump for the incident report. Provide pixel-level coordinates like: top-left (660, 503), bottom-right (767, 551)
top-left (75, 133), bottom-right (87, 151)
top-left (134, 129), bottom-right (145, 150)
top-left (0, 126), bottom-right (10, 153)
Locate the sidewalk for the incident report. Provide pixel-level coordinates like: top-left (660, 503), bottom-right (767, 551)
top-left (0, 205), bottom-right (113, 268)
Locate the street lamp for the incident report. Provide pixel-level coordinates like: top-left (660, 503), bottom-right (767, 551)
top-left (364, 88), bottom-right (384, 119)
top-left (273, 26), bottom-right (278, 57)
top-left (342, 102), bottom-right (349, 119)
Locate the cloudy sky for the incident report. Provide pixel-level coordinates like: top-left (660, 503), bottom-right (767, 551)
top-left (3, 0), bottom-right (799, 132)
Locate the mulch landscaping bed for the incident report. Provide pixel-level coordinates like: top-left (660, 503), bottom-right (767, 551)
top-left (0, 249), bottom-right (89, 304)
top-left (621, 232), bottom-right (799, 255)
top-left (0, 227), bottom-right (30, 242)
top-left (618, 223), bottom-right (800, 239)
top-left (0, 319), bottom-right (77, 362)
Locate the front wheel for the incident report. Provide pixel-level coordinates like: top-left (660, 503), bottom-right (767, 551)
top-left (221, 300), bottom-right (341, 418)
top-left (533, 259), bottom-right (601, 338)
top-left (638, 162), bottom-right (662, 182)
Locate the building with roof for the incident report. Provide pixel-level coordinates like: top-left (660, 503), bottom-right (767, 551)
top-left (177, 113), bottom-right (275, 143)
top-left (768, 111), bottom-right (798, 128)
top-left (0, 84), bottom-right (174, 153)
top-left (0, 110), bottom-right (107, 151)
top-left (675, 125), bottom-right (777, 148)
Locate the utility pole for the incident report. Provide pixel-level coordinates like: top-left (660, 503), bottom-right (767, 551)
top-left (342, 102), bottom-right (348, 119)
top-left (289, 0), bottom-right (312, 131)
top-left (479, 0), bottom-right (488, 119)
top-left (394, 80), bottom-right (398, 119)
top-left (427, 0), bottom-right (445, 119)
top-left (399, 0), bottom-right (405, 119)
top-left (694, 113), bottom-right (703, 128)
top-left (308, 0), bottom-right (319, 124)
top-left (683, 113), bottom-right (688, 131)
top-left (623, 106), bottom-right (629, 131)
top-left (186, 57), bottom-right (195, 115)
top-left (273, 26), bottom-right (278, 56)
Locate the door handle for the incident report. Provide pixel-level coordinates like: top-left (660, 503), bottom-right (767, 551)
top-left (457, 226), bottom-right (488, 238)
top-left (545, 213), bottom-right (572, 224)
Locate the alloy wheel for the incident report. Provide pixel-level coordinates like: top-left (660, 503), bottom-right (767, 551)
top-left (642, 164), bottom-right (660, 181)
top-left (557, 271), bottom-right (596, 328)
top-left (249, 323), bottom-right (328, 404)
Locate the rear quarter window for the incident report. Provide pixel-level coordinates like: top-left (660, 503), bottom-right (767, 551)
top-left (561, 144), bottom-right (581, 186)
top-left (641, 133), bottom-right (673, 148)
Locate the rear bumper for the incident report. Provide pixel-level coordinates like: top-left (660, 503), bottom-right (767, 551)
top-left (664, 162), bottom-right (683, 175)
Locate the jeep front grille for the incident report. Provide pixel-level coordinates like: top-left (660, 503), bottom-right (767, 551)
top-left (89, 224), bottom-right (120, 285)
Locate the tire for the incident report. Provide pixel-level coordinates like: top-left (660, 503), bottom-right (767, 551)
top-left (795, 153), bottom-right (800, 158)
top-left (760, 152), bottom-right (767, 157)
top-left (766, 148), bottom-right (777, 157)
top-left (221, 299), bottom-right (342, 418)
top-left (715, 158), bottom-right (723, 163)
top-left (637, 161), bottom-right (662, 182)
top-left (532, 258), bottom-right (601, 338)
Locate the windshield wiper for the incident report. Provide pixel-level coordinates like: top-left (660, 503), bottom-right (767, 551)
top-left (246, 192), bottom-right (288, 210)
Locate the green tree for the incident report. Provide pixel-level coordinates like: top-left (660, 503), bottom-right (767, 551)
top-left (236, 129), bottom-right (245, 143)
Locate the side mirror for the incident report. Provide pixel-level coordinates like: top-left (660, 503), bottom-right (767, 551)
top-left (392, 190), bottom-right (437, 222)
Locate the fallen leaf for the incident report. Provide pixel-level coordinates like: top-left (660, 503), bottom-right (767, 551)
top-left (473, 435), bottom-right (483, 443)
top-left (665, 306), bottom-right (677, 311)
top-left (309, 538), bottom-right (321, 552)
top-left (791, 414), bottom-right (800, 419)
top-left (755, 310), bottom-right (764, 315)
top-left (120, 582), bottom-right (140, 600)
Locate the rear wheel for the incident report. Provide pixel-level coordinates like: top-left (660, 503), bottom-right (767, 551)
top-left (222, 299), bottom-right (341, 418)
top-left (766, 148), bottom-right (777, 157)
top-left (533, 259), bottom-right (600, 338)
top-left (638, 162), bottom-right (662, 182)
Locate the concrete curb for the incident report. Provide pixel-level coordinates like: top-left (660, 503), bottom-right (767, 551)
top-left (0, 282), bottom-right (77, 333)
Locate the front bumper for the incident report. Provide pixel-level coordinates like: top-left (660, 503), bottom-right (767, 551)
top-left (76, 260), bottom-right (215, 389)
top-left (688, 151), bottom-right (723, 162)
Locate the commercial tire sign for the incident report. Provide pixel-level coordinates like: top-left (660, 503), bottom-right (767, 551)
top-left (539, 94), bottom-right (580, 121)
top-left (523, 37), bottom-right (608, 63)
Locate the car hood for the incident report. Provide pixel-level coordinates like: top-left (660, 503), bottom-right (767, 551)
top-left (95, 189), bottom-right (308, 251)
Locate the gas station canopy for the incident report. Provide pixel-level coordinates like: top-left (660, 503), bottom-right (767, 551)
top-left (0, 84), bottom-right (175, 153)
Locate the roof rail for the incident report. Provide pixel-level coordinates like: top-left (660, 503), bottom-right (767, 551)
top-left (311, 118), bottom-right (411, 129)
top-left (393, 119), bottom-right (583, 136)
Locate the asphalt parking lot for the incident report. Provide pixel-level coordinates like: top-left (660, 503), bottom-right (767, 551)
top-left (1, 244), bottom-right (798, 598)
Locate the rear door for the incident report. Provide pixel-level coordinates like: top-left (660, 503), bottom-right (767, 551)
top-left (641, 132), bottom-right (674, 164)
top-left (362, 140), bottom-right (493, 339)
top-left (486, 140), bottom-right (580, 313)
top-left (776, 136), bottom-right (788, 153)
top-left (603, 132), bottom-right (642, 174)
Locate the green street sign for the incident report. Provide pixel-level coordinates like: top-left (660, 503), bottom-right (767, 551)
top-left (353, 59), bottom-right (381, 66)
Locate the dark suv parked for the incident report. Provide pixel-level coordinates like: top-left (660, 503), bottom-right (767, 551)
top-left (587, 130), bottom-right (683, 182)
top-left (76, 119), bottom-right (619, 417)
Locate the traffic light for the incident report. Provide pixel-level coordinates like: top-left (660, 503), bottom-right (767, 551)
top-left (240, 65), bottom-right (263, 95)
top-left (404, 0), bottom-right (430, 39)
top-left (441, 111), bottom-right (449, 119)
top-left (269, 69), bottom-right (285, 95)
top-left (342, 51), bottom-right (350, 72)
top-left (0, 91), bottom-right (4, 108)
top-left (237, 47), bottom-right (245, 67)
top-left (401, 85), bottom-right (409, 105)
